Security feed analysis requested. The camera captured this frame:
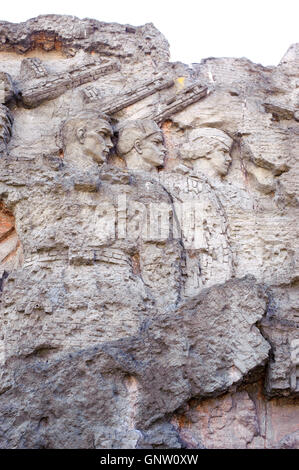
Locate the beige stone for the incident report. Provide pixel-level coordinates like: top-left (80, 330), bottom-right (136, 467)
top-left (0, 15), bottom-right (298, 449)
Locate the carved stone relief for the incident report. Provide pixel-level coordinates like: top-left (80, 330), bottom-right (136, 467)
top-left (0, 104), bottom-right (13, 154)
top-left (0, 15), bottom-right (298, 449)
top-left (117, 119), bottom-right (166, 172)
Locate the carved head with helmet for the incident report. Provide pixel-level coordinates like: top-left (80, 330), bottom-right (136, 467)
top-left (180, 127), bottom-right (233, 177)
top-left (117, 119), bottom-right (166, 172)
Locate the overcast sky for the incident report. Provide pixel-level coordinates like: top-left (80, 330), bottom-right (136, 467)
top-left (2, 0), bottom-right (298, 66)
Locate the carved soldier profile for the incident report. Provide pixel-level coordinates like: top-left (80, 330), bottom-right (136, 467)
top-left (179, 127), bottom-right (233, 179)
top-left (116, 119), bottom-right (166, 172)
top-left (0, 15), bottom-right (298, 449)
top-left (61, 110), bottom-right (113, 168)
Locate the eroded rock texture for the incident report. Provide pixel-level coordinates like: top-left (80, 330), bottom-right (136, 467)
top-left (0, 15), bottom-right (298, 449)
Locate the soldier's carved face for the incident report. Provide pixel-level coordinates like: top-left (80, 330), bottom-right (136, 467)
top-left (180, 134), bottom-right (232, 176)
top-left (78, 119), bottom-right (113, 164)
top-left (210, 143), bottom-right (232, 176)
top-left (139, 131), bottom-right (166, 168)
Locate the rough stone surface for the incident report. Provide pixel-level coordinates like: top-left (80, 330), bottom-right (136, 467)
top-left (172, 381), bottom-right (299, 449)
top-left (0, 15), bottom-right (298, 449)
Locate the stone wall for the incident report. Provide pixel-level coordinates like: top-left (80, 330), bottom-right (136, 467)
top-left (0, 15), bottom-right (298, 449)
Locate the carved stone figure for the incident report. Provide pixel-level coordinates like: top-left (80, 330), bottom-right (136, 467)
top-left (179, 127), bottom-right (233, 179)
top-left (117, 119), bottom-right (166, 172)
top-left (61, 111), bottom-right (113, 168)
top-left (0, 15), bottom-right (298, 450)
top-left (159, 171), bottom-right (233, 296)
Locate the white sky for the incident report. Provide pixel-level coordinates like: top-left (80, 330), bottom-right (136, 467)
top-left (1, 0), bottom-right (298, 66)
